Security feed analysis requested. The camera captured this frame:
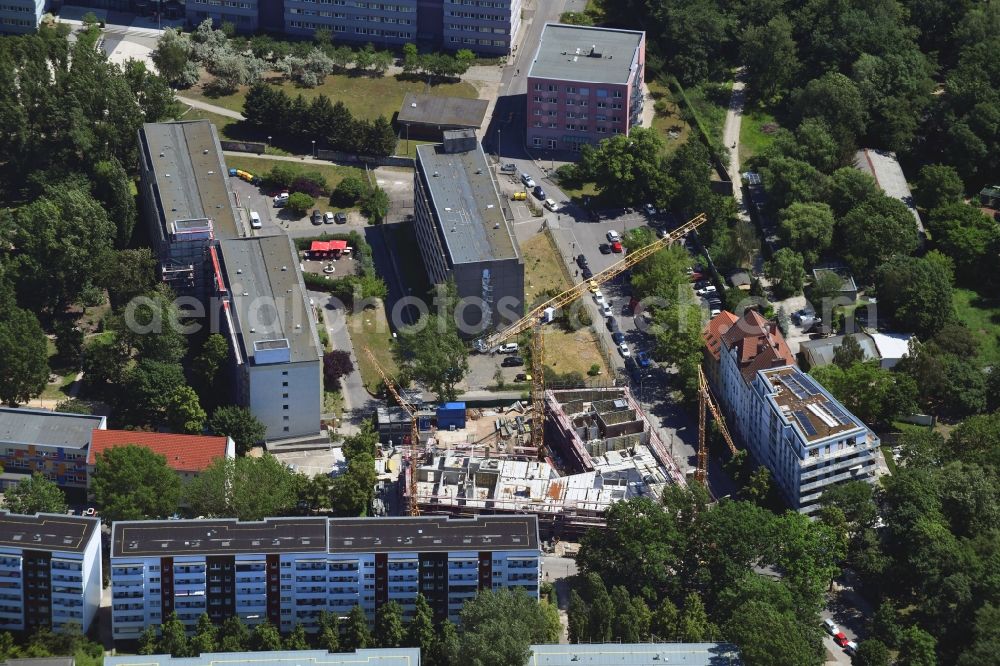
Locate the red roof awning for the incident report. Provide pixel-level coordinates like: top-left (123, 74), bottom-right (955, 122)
top-left (310, 240), bottom-right (348, 252)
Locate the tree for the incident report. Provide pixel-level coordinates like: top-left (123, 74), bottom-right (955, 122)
top-left (343, 605), bottom-right (371, 650)
top-left (427, 619), bottom-right (459, 666)
top-left (586, 573), bottom-right (614, 642)
top-left (375, 600), bottom-right (405, 648)
top-left (249, 621), bottom-right (282, 652)
top-left (284, 624), bottom-right (309, 650)
top-left (102, 248), bottom-right (157, 309)
top-left (329, 452), bottom-right (376, 516)
top-left (577, 127), bottom-right (676, 207)
top-left (679, 593), bottom-right (714, 642)
top-left (810, 362), bottom-right (917, 428)
top-left (165, 385), bottom-right (206, 434)
top-left (759, 156), bottom-right (830, 211)
top-left (652, 597), bottom-right (680, 641)
top-left (402, 43), bottom-right (420, 74)
top-left (137, 626), bottom-right (158, 655)
top-left (92, 157), bottom-right (137, 248)
top-left (926, 204), bottom-right (999, 285)
top-left (191, 613), bottom-right (218, 656)
top-left (394, 282), bottom-right (468, 401)
top-left (766, 248), bottom-right (806, 297)
top-left (778, 202), bottom-right (835, 266)
top-left (207, 406), bottom-right (266, 456)
top-left (723, 599), bottom-right (822, 666)
top-left (91, 445), bottom-right (182, 522)
top-left (151, 29), bottom-right (196, 87)
top-left (459, 589), bottom-right (560, 666)
top-left (405, 593), bottom-right (435, 650)
top-left (185, 454), bottom-right (301, 520)
top-left (3, 473), bottom-right (67, 515)
top-left (218, 616), bottom-right (250, 652)
top-left (323, 350), bottom-right (354, 390)
top-left (359, 185), bottom-right (390, 223)
top-left (833, 335), bottom-right (865, 369)
top-left (854, 639), bottom-right (890, 666)
top-left (158, 612), bottom-right (191, 657)
top-left (110, 283), bottom-right (188, 364)
top-left (840, 195), bottom-right (920, 279)
top-left (915, 164), bottom-right (965, 212)
top-left (897, 626), bottom-right (937, 666)
top-left (740, 15), bottom-right (799, 102)
top-left (117, 359), bottom-right (187, 427)
top-left (568, 590), bottom-right (589, 643)
top-left (826, 167), bottom-right (880, 217)
top-left (874, 254), bottom-right (954, 339)
top-left (794, 72), bottom-right (867, 157)
top-left (193, 334), bottom-right (229, 403)
top-left (0, 293), bottom-right (49, 406)
top-left (653, 300), bottom-right (705, 399)
top-left (318, 612), bottom-right (340, 652)
top-left (331, 175), bottom-right (366, 206)
top-left (287, 192), bottom-right (315, 215)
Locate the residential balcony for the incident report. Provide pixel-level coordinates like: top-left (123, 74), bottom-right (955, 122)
top-left (799, 463), bottom-right (875, 493)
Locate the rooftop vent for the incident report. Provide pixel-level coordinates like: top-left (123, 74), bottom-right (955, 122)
top-left (243, 292), bottom-right (249, 297)
top-left (281, 266), bottom-right (287, 271)
top-left (433, 171), bottom-right (440, 177)
top-left (410, 102), bottom-right (417, 108)
top-left (159, 152), bottom-right (164, 157)
top-left (165, 173), bottom-right (171, 177)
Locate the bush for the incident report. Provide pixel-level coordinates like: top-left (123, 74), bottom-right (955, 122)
top-left (323, 350), bottom-right (354, 389)
top-left (291, 174), bottom-right (327, 198)
top-left (587, 364), bottom-right (601, 377)
top-left (331, 175), bottom-right (366, 207)
top-left (287, 192), bottom-right (315, 214)
top-left (265, 164), bottom-right (298, 189)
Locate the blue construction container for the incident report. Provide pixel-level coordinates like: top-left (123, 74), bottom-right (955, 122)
top-left (436, 402), bottom-right (466, 430)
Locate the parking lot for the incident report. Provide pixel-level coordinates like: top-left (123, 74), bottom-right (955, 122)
top-left (228, 176), bottom-right (367, 237)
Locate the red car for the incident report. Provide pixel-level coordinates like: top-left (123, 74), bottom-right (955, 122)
top-left (833, 632), bottom-right (849, 648)
top-left (611, 241), bottom-right (623, 253)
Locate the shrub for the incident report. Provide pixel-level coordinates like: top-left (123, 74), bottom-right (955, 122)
top-left (290, 174), bottom-right (327, 197)
top-left (287, 192), bottom-right (315, 214)
top-left (331, 175), bottom-right (366, 207)
top-left (323, 350), bottom-right (354, 388)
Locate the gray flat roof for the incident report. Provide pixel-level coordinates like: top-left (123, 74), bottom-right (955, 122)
top-left (416, 143), bottom-right (518, 265)
top-left (528, 23), bottom-right (644, 85)
top-left (0, 408), bottom-right (105, 450)
top-left (800, 334), bottom-right (879, 367)
top-left (139, 121), bottom-right (240, 241)
top-left (398, 93), bottom-right (489, 129)
top-left (1, 659), bottom-right (76, 666)
top-left (112, 518), bottom-right (329, 557)
top-left (327, 515), bottom-right (539, 553)
top-left (219, 235), bottom-right (321, 365)
top-left (0, 512), bottom-right (100, 554)
top-left (854, 148), bottom-right (924, 234)
top-left (528, 644), bottom-right (741, 666)
top-left (105, 650), bottom-right (419, 666)
top-left (111, 516), bottom-right (538, 557)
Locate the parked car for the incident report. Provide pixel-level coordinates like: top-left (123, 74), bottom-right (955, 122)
top-left (656, 228), bottom-right (668, 238)
top-left (310, 210), bottom-right (323, 225)
top-left (249, 211), bottom-right (262, 229)
top-left (500, 163), bottom-right (517, 173)
top-left (324, 211), bottom-right (335, 224)
top-left (581, 267), bottom-right (593, 279)
top-left (533, 185), bottom-right (546, 199)
top-left (588, 280), bottom-right (600, 293)
top-left (577, 254), bottom-right (589, 268)
top-left (599, 243), bottom-right (612, 254)
top-left (833, 633), bottom-right (849, 648)
top-left (273, 192), bottom-right (290, 206)
top-left (334, 212), bottom-right (348, 224)
top-left (511, 191), bottom-right (527, 201)
top-left (501, 355), bottom-right (525, 367)
top-left (593, 290), bottom-right (606, 305)
top-left (612, 331), bottom-right (625, 344)
top-left (696, 285), bottom-right (717, 296)
top-left (618, 342), bottom-right (631, 357)
top-left (83, 507), bottom-right (96, 517)
top-left (521, 173), bottom-right (536, 188)
top-left (606, 229), bottom-right (621, 242)
top-left (611, 241), bottom-right (623, 253)
top-left (644, 202), bottom-right (657, 216)
top-left (544, 198), bottom-right (560, 212)
top-left (845, 642), bottom-right (858, 656)
top-left (606, 317), bottom-right (619, 333)
top-left (496, 343), bottom-right (519, 354)
top-left (637, 350), bottom-right (652, 368)
top-left (514, 373), bottom-right (531, 382)
top-left (625, 356), bottom-right (640, 378)
top-left (823, 619), bottom-right (838, 636)
top-left (601, 304), bottom-right (613, 317)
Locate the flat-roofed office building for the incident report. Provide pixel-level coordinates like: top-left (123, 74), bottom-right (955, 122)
top-left (109, 515), bottom-right (540, 640)
top-left (0, 512), bottom-right (102, 634)
top-left (0, 408), bottom-right (106, 493)
top-left (413, 132), bottom-right (523, 335)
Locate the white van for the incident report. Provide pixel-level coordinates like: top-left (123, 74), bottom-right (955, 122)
top-left (496, 343), bottom-right (519, 354)
top-left (249, 211), bottom-right (262, 229)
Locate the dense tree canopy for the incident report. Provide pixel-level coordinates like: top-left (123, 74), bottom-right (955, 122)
top-left (91, 445), bottom-right (182, 521)
top-left (185, 454), bottom-right (302, 520)
top-left (3, 473), bottom-right (67, 515)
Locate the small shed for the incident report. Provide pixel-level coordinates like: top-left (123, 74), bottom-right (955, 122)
top-left (437, 402), bottom-right (466, 430)
top-left (979, 185), bottom-right (1000, 208)
top-left (728, 270), bottom-right (752, 291)
top-left (812, 266), bottom-right (858, 303)
top-left (396, 93), bottom-right (490, 141)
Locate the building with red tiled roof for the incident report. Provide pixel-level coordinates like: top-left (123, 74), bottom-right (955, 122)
top-left (702, 311), bottom-right (739, 393)
top-left (88, 430), bottom-right (235, 483)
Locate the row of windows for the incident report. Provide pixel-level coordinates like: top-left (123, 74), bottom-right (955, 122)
top-left (0, 4), bottom-right (33, 13)
top-left (533, 108), bottom-right (621, 122)
top-left (446, 23), bottom-right (506, 33)
top-left (532, 122), bottom-right (622, 135)
top-left (447, 0), bottom-right (508, 7)
top-left (533, 84), bottom-right (623, 98)
top-left (446, 36), bottom-right (506, 45)
top-left (193, 0), bottom-right (253, 7)
top-left (445, 10), bottom-right (506, 20)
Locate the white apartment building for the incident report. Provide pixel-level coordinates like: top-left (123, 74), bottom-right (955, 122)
top-left (110, 515), bottom-right (540, 641)
top-left (0, 512), bottom-right (103, 634)
top-left (706, 310), bottom-right (878, 514)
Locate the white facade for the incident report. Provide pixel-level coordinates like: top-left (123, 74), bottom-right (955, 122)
top-left (243, 360), bottom-right (322, 441)
top-left (0, 0), bottom-right (42, 34)
top-left (0, 513), bottom-right (102, 634)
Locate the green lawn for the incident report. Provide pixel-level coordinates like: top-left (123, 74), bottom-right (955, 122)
top-left (739, 106), bottom-right (779, 162)
top-left (394, 137), bottom-right (436, 159)
top-left (684, 81), bottom-right (731, 145)
top-left (953, 287), bottom-right (1000, 367)
top-left (648, 79), bottom-right (691, 156)
top-left (348, 301), bottom-right (397, 394)
top-left (559, 181), bottom-right (600, 205)
top-left (222, 155), bottom-right (364, 193)
top-left (183, 70), bottom-right (479, 121)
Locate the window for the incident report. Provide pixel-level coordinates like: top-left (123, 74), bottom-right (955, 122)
top-left (282, 393), bottom-right (289, 398)
top-left (534, 83), bottom-right (542, 91)
top-left (547, 84), bottom-right (556, 91)
top-left (282, 371), bottom-right (288, 376)
top-left (532, 137), bottom-right (542, 147)
top-left (566, 86), bottom-right (576, 93)
top-left (579, 87), bottom-right (589, 95)
top-left (566, 99), bottom-right (575, 105)
top-left (283, 404), bottom-right (289, 410)
top-left (597, 89), bottom-right (608, 97)
top-left (282, 381), bottom-right (288, 387)
top-left (534, 109), bottom-right (541, 116)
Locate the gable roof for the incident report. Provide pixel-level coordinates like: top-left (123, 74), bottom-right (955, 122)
top-left (88, 430), bottom-right (231, 472)
top-left (702, 311), bottom-right (739, 361)
top-left (717, 309), bottom-right (795, 383)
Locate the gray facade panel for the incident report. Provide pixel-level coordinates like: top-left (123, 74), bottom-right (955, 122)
top-left (186, 0), bottom-right (261, 31)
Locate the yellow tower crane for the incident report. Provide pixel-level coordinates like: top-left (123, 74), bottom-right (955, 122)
top-left (696, 365), bottom-right (738, 484)
top-left (364, 347), bottom-right (420, 516)
top-left (474, 213), bottom-right (708, 461)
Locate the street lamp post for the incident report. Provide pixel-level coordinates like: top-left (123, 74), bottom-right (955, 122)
top-left (267, 135), bottom-right (272, 147)
top-left (311, 140), bottom-right (316, 158)
top-left (496, 128), bottom-right (501, 162)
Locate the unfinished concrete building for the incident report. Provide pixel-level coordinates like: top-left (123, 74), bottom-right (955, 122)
top-left (408, 388), bottom-right (685, 538)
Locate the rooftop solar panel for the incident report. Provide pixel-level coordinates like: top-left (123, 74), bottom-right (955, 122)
top-left (825, 402), bottom-right (851, 425)
top-left (782, 375), bottom-right (807, 399)
top-left (797, 373), bottom-right (821, 395)
top-left (793, 410), bottom-right (818, 437)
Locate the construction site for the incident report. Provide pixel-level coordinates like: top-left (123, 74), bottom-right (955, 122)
top-left (399, 387), bottom-right (687, 539)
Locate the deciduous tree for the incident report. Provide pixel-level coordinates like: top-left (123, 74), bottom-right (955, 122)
top-left (343, 605), bottom-right (371, 650)
top-left (91, 445), bottom-right (182, 522)
top-left (778, 202), bottom-right (835, 266)
top-left (0, 290), bottom-right (48, 406)
top-left (185, 454), bottom-right (301, 521)
top-left (375, 601), bottom-right (405, 648)
top-left (208, 405), bottom-right (266, 455)
top-left (765, 248), bottom-right (806, 297)
top-left (3, 473), bottom-right (67, 515)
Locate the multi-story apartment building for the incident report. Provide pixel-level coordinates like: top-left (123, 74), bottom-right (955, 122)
top-left (110, 515), bottom-right (540, 640)
top-left (0, 512), bottom-right (102, 634)
top-left (706, 310), bottom-right (879, 513)
top-left (0, 0), bottom-right (42, 34)
top-left (413, 131), bottom-right (523, 335)
top-left (185, 0), bottom-right (518, 55)
top-left (0, 408), bottom-right (106, 494)
top-left (216, 236), bottom-right (323, 442)
top-left (137, 121), bottom-right (322, 444)
top-left (106, 649), bottom-right (421, 666)
top-left (526, 23), bottom-right (645, 152)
